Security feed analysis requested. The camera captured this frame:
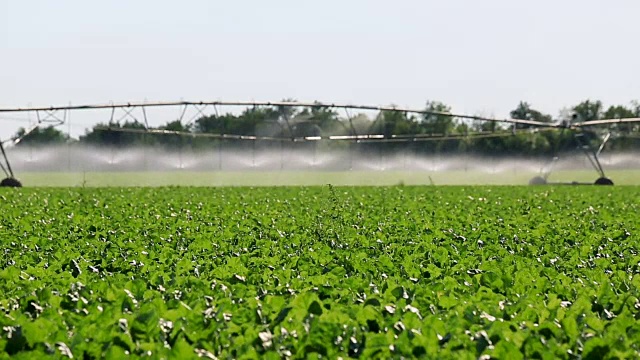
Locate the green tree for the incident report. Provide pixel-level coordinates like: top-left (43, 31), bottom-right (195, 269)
top-left (599, 103), bottom-right (640, 149)
top-left (194, 113), bottom-right (237, 134)
top-left (13, 126), bottom-right (68, 146)
top-left (234, 106), bottom-right (280, 135)
top-left (371, 109), bottom-right (419, 137)
top-left (297, 103), bottom-right (343, 134)
top-left (349, 114), bottom-right (374, 135)
top-left (80, 120), bottom-right (151, 146)
top-left (421, 101), bottom-right (454, 135)
top-left (510, 101), bottom-right (552, 129)
top-left (472, 117), bottom-right (503, 133)
top-left (157, 120), bottom-right (194, 148)
top-left (308, 104), bottom-right (339, 125)
top-left (572, 100), bottom-right (603, 122)
top-left (162, 120), bottom-right (192, 132)
top-left (602, 104), bottom-right (636, 119)
top-left (194, 107), bottom-right (280, 136)
top-left (633, 101), bottom-right (640, 116)
top-left (275, 98), bottom-right (299, 121)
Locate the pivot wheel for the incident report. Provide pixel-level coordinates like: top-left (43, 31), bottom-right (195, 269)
top-left (529, 176), bottom-right (547, 185)
top-left (594, 177), bottom-right (614, 186)
top-left (0, 178), bottom-right (22, 187)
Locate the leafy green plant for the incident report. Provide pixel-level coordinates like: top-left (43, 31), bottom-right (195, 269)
top-left (0, 186), bottom-right (638, 358)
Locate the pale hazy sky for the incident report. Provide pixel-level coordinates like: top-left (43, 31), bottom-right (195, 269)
top-left (1, 0), bottom-right (639, 138)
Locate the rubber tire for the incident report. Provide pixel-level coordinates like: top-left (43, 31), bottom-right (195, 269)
top-left (529, 176), bottom-right (547, 185)
top-left (594, 177), bottom-right (614, 186)
top-left (0, 177), bottom-right (22, 187)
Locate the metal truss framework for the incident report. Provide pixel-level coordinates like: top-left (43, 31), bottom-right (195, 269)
top-left (1, 100), bottom-right (640, 186)
top-left (2, 99), bottom-right (639, 144)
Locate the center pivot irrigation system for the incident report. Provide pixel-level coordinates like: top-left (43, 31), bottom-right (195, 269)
top-left (1, 100), bottom-right (639, 187)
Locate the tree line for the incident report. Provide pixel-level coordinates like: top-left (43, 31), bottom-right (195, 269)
top-left (11, 99), bottom-right (640, 157)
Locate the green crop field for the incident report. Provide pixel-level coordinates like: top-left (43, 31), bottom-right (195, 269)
top-left (1, 186), bottom-right (639, 359)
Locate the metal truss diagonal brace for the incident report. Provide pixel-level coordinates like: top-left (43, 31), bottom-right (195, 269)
top-left (574, 132), bottom-right (606, 178)
top-left (0, 140), bottom-right (14, 178)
